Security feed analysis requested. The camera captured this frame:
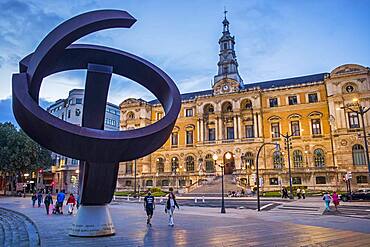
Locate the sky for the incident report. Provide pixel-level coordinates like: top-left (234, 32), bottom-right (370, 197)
top-left (0, 0), bottom-right (369, 125)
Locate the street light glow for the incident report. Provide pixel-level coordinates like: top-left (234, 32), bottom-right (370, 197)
top-left (225, 152), bottom-right (232, 160)
top-left (212, 154), bottom-right (218, 161)
top-left (353, 98), bottom-right (359, 102)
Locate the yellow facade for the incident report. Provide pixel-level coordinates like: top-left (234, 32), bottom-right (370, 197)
top-left (117, 64), bottom-right (370, 193)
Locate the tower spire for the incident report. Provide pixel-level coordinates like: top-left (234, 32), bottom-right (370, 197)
top-left (213, 10), bottom-right (243, 88)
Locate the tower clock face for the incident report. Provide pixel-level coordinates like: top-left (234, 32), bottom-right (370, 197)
top-left (223, 85), bottom-right (230, 92)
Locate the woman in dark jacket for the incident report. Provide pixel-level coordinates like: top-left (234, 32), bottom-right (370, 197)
top-left (44, 193), bottom-right (53, 215)
top-left (165, 188), bottom-right (179, 227)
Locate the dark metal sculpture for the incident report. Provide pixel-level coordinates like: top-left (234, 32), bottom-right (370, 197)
top-left (12, 10), bottom-right (181, 236)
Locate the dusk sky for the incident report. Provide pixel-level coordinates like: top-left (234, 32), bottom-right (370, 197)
top-left (1, 0), bottom-right (369, 124)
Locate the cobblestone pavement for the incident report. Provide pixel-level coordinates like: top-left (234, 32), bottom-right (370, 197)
top-left (1, 197), bottom-right (370, 246)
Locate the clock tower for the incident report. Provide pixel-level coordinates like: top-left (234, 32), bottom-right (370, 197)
top-left (213, 10), bottom-right (243, 95)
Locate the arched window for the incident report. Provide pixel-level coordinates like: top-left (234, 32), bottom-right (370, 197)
top-left (125, 161), bottom-right (133, 175)
top-left (204, 104), bottom-right (214, 114)
top-left (156, 157), bottom-right (165, 173)
top-left (243, 152), bottom-right (254, 168)
top-left (222, 102), bottom-right (233, 113)
top-left (205, 154), bottom-right (215, 172)
top-left (314, 149), bottom-right (325, 167)
top-left (127, 111), bottom-right (135, 119)
top-left (244, 99), bottom-right (252, 109)
top-left (171, 157), bottom-right (179, 173)
top-left (186, 156), bottom-right (195, 172)
top-left (273, 151), bottom-right (284, 169)
top-left (352, 144), bottom-right (366, 165)
top-left (293, 150), bottom-right (303, 168)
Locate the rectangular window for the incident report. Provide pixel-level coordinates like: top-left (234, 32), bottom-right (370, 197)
top-left (71, 159), bottom-right (78, 165)
top-left (68, 99), bottom-right (73, 105)
top-left (269, 178), bottom-right (279, 185)
top-left (315, 176), bottom-right (326, 184)
top-left (156, 112), bottom-right (163, 120)
top-left (125, 180), bottom-right (132, 186)
top-left (105, 118), bottom-right (117, 127)
top-left (356, 175), bottom-right (368, 184)
top-left (269, 98), bottom-right (278, 107)
top-left (171, 132), bottom-right (178, 147)
top-left (208, 128), bottom-right (216, 141)
top-left (288, 95), bottom-right (298, 105)
top-left (245, 125), bottom-right (254, 138)
top-left (185, 108), bottom-right (193, 117)
top-left (348, 112), bottom-right (360, 128)
top-left (292, 177), bottom-right (302, 184)
top-left (311, 119), bottom-right (321, 135)
top-left (126, 163), bottom-right (132, 174)
top-left (186, 130), bottom-right (193, 145)
top-left (76, 98), bottom-right (83, 104)
top-left (271, 123), bottom-right (280, 138)
top-left (308, 93), bottom-right (318, 103)
top-left (291, 121), bottom-right (300, 136)
top-left (179, 180), bottom-right (186, 186)
top-left (61, 113), bottom-right (64, 120)
top-left (226, 127), bottom-right (234, 140)
top-left (68, 109), bottom-right (71, 118)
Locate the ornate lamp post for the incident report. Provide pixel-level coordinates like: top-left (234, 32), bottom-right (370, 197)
top-left (213, 153), bottom-right (226, 214)
top-left (338, 98), bottom-right (370, 177)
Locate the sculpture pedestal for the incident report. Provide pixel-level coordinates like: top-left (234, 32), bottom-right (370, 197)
top-left (69, 205), bottom-right (115, 237)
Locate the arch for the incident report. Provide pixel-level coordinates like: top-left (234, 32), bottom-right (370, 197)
top-left (292, 150), bottom-right (303, 168)
top-left (156, 157), bottom-right (165, 173)
top-left (308, 111), bottom-right (323, 118)
top-left (127, 111), bottom-right (135, 119)
top-left (185, 155), bottom-right (195, 172)
top-left (330, 64), bottom-right (367, 77)
top-left (273, 151), bottom-right (284, 169)
top-left (268, 115), bottom-right (282, 122)
top-left (288, 113), bottom-right (302, 120)
top-left (221, 101), bottom-right (233, 113)
top-left (240, 98), bottom-right (253, 110)
top-left (205, 153), bottom-right (215, 172)
top-left (203, 103), bottom-right (215, 114)
top-left (223, 152), bottom-right (235, 174)
top-left (185, 124), bottom-right (195, 130)
top-left (352, 144), bottom-right (366, 165)
top-left (313, 149), bottom-right (325, 167)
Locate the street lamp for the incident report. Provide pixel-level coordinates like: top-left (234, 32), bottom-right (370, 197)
top-left (256, 142), bottom-right (280, 211)
top-left (337, 99), bottom-right (370, 177)
top-left (280, 130), bottom-right (300, 199)
top-left (213, 153), bottom-right (225, 214)
top-left (134, 159), bottom-right (137, 198)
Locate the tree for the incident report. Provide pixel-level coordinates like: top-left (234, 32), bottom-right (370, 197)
top-left (0, 122), bottom-right (52, 194)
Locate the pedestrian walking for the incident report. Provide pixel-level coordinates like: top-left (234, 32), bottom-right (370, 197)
top-left (144, 190), bottom-right (155, 226)
top-left (323, 191), bottom-right (332, 211)
top-left (282, 187), bottom-right (288, 199)
top-left (44, 192), bottom-right (53, 215)
top-left (31, 193), bottom-right (37, 207)
top-left (332, 191), bottom-right (340, 211)
top-left (37, 190), bottom-right (43, 207)
top-left (296, 188), bottom-right (301, 199)
top-left (66, 193), bottom-right (76, 215)
top-left (301, 189), bottom-right (306, 199)
top-left (165, 187), bottom-right (179, 227)
top-left (76, 194), bottom-right (80, 209)
top-left (56, 189), bottom-right (66, 214)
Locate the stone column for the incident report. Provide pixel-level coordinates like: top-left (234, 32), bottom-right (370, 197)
top-left (257, 113), bottom-right (262, 138)
top-left (215, 117), bottom-right (219, 141)
top-left (237, 115), bottom-right (242, 139)
top-left (233, 116), bottom-right (238, 139)
top-left (197, 119), bottom-right (200, 142)
top-left (200, 119), bottom-right (204, 142)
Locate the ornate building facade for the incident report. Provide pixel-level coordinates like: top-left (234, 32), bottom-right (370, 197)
top-left (117, 14), bottom-right (370, 192)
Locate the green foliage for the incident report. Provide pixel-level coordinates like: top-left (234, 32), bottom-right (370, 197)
top-left (0, 122), bottom-right (52, 175)
top-left (262, 191), bottom-right (281, 197)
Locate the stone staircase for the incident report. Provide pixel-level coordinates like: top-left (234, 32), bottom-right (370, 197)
top-left (0, 207), bottom-right (40, 247)
top-left (185, 175), bottom-right (241, 197)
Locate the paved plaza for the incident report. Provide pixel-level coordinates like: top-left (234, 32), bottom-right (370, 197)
top-left (1, 196), bottom-right (370, 246)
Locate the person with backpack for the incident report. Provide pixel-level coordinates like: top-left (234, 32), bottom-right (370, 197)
top-left (44, 192), bottom-right (53, 215)
top-left (143, 190), bottom-right (155, 226)
top-left (165, 188), bottom-right (179, 227)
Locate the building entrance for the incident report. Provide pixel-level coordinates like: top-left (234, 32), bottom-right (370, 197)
top-left (223, 152), bottom-right (235, 175)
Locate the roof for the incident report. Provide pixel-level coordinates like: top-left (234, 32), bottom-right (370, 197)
top-left (148, 72), bottom-right (328, 105)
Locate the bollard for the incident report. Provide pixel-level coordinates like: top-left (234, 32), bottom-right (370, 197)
top-left (127, 195), bottom-right (130, 201)
top-left (138, 196), bottom-right (141, 202)
top-left (194, 197), bottom-right (198, 203)
top-left (113, 195), bottom-right (116, 201)
top-left (160, 197), bottom-right (163, 203)
top-left (202, 196), bottom-right (205, 203)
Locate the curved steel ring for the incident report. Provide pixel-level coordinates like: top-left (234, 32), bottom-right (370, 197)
top-left (12, 10), bottom-right (181, 163)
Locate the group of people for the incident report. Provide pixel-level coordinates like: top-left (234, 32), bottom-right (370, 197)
top-left (31, 190), bottom-right (78, 215)
top-left (281, 187), bottom-right (306, 199)
top-left (144, 187), bottom-right (180, 227)
top-left (228, 189), bottom-right (246, 197)
top-left (323, 191), bottom-right (340, 211)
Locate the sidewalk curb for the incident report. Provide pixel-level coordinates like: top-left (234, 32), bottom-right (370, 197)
top-left (0, 206), bottom-right (41, 247)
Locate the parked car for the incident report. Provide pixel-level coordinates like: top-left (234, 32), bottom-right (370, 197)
top-left (340, 188), bottom-right (370, 201)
